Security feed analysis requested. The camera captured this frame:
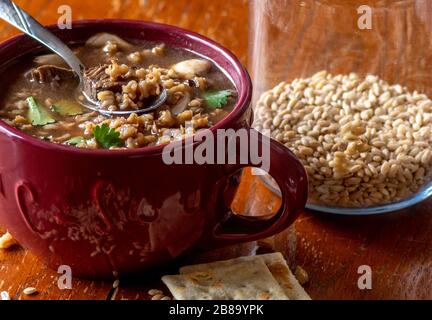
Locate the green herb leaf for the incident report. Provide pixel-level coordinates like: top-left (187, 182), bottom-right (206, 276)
top-left (202, 90), bottom-right (232, 108)
top-left (93, 124), bottom-right (121, 149)
top-left (27, 96), bottom-right (56, 126)
top-left (52, 100), bottom-right (84, 116)
top-left (65, 136), bottom-right (85, 146)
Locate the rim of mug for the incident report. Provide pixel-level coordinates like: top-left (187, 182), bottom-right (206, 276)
top-left (0, 19), bottom-right (252, 157)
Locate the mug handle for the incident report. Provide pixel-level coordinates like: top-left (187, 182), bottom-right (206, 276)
top-left (210, 127), bottom-right (308, 246)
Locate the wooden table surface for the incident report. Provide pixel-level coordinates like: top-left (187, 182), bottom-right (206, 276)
top-left (0, 0), bottom-right (431, 300)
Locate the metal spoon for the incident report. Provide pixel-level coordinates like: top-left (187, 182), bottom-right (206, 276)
top-left (0, 0), bottom-right (167, 116)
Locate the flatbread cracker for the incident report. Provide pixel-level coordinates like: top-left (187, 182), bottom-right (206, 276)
top-left (162, 259), bottom-right (289, 300)
top-left (180, 253), bottom-right (311, 300)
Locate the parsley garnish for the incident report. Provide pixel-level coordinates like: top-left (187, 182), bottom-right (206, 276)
top-left (93, 124), bottom-right (121, 149)
top-left (65, 136), bottom-right (85, 146)
top-left (202, 90), bottom-right (232, 108)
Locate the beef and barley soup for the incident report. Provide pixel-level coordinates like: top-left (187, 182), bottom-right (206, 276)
top-left (0, 33), bottom-right (237, 149)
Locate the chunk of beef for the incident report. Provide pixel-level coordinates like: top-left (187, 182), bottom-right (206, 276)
top-left (27, 65), bottom-right (76, 84)
top-left (27, 64), bottom-right (127, 102)
top-left (83, 65), bottom-right (127, 101)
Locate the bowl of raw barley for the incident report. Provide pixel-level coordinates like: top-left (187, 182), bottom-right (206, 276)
top-left (253, 70), bottom-right (432, 214)
top-left (249, 0), bottom-right (432, 214)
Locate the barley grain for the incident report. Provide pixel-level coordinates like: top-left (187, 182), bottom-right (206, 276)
top-left (0, 232), bottom-right (16, 249)
top-left (23, 287), bottom-right (38, 295)
top-left (113, 280), bottom-right (120, 289)
top-left (148, 289), bottom-right (163, 296)
top-left (295, 266), bottom-right (310, 285)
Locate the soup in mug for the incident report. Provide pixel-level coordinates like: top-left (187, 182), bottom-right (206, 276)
top-left (0, 33), bottom-right (237, 149)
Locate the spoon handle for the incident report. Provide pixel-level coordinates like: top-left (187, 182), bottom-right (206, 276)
top-left (0, 0), bottom-right (84, 78)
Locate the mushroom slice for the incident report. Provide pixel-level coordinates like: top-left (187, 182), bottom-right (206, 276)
top-left (85, 33), bottom-right (133, 50)
top-left (33, 49), bottom-right (80, 66)
top-left (171, 92), bottom-right (191, 115)
top-left (34, 53), bottom-right (67, 66)
top-left (172, 59), bottom-right (211, 79)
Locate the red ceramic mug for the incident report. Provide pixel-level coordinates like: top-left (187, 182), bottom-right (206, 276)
top-left (0, 20), bottom-right (307, 278)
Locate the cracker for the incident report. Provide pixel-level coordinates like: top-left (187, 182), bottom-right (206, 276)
top-left (162, 259), bottom-right (288, 300)
top-left (180, 253), bottom-right (311, 300)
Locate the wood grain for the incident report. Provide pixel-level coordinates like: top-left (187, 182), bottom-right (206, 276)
top-left (0, 0), bottom-right (431, 300)
top-left (1, 0), bottom-right (248, 65)
top-left (0, 240), bottom-right (112, 300)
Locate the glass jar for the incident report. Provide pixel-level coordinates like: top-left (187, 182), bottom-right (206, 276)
top-left (249, 0), bottom-right (432, 214)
